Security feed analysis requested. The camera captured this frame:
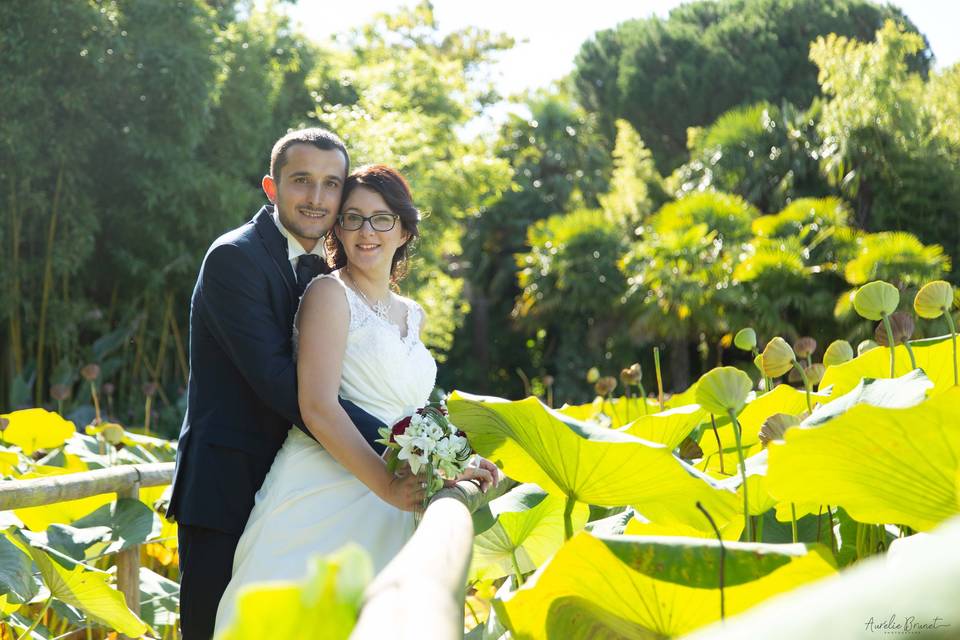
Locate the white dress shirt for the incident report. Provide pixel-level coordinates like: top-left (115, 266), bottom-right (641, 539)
top-left (271, 209), bottom-right (326, 278)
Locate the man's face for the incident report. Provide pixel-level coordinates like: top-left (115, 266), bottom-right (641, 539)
top-left (264, 144), bottom-right (346, 252)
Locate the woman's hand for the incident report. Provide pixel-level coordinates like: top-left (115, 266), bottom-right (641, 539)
top-left (445, 456), bottom-right (500, 493)
top-left (381, 462), bottom-right (427, 512)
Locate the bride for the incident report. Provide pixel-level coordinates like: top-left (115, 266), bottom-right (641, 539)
top-left (214, 164), bottom-right (494, 633)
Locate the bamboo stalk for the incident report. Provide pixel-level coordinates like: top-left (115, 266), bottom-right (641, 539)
top-left (8, 173), bottom-right (23, 374)
top-left (35, 164), bottom-right (64, 406)
top-left (151, 292), bottom-right (173, 384)
top-left (169, 307), bottom-right (189, 386)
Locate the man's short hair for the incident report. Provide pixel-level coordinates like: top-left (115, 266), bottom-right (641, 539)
top-left (270, 128), bottom-right (349, 181)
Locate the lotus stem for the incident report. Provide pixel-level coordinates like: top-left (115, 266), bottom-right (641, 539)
top-left (653, 347), bottom-right (664, 411)
top-left (90, 381), bottom-right (102, 424)
top-left (144, 394), bottom-right (153, 435)
top-left (16, 595), bottom-right (52, 640)
top-left (826, 505), bottom-right (838, 561)
top-left (755, 512), bottom-right (764, 543)
top-left (881, 313), bottom-right (896, 377)
top-left (516, 368), bottom-right (531, 398)
top-left (727, 409), bottom-right (751, 542)
top-left (710, 414), bottom-right (725, 475)
top-left (624, 386), bottom-right (632, 423)
top-left (791, 503), bottom-right (798, 543)
top-left (944, 312), bottom-right (958, 386)
top-left (638, 381), bottom-right (649, 415)
top-left (563, 494), bottom-right (576, 541)
top-left (696, 501), bottom-right (725, 621)
top-left (903, 340), bottom-right (917, 370)
top-left (793, 361), bottom-right (813, 413)
top-left (510, 548), bottom-right (525, 587)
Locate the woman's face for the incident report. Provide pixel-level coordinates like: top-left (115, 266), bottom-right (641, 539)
top-left (335, 186), bottom-right (409, 273)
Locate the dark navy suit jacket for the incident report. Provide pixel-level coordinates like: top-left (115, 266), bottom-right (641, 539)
top-left (167, 206), bottom-right (384, 534)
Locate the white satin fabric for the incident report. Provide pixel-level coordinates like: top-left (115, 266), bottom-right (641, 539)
top-left (214, 272), bottom-right (437, 634)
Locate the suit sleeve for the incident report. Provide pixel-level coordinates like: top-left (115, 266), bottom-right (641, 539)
top-left (196, 242), bottom-right (386, 452)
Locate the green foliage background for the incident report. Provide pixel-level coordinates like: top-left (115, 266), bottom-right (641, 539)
top-left (2, 0), bottom-right (959, 431)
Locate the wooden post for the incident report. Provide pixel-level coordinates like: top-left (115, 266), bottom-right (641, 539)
top-left (116, 478), bottom-right (141, 626)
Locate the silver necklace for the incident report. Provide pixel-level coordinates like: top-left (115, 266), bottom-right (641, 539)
top-left (345, 267), bottom-right (392, 321)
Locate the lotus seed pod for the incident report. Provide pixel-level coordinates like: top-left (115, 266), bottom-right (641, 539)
top-left (50, 384), bottom-right (72, 402)
top-left (143, 382), bottom-right (159, 398)
top-left (734, 328), bottom-right (757, 352)
top-left (823, 340), bottom-right (855, 367)
top-left (620, 363), bottom-right (642, 386)
top-left (857, 339), bottom-right (880, 356)
top-left (853, 281), bottom-right (899, 321)
top-left (586, 367), bottom-right (600, 384)
top-left (695, 366), bottom-right (753, 416)
top-left (80, 364), bottom-right (101, 382)
top-left (761, 337), bottom-right (796, 378)
top-left (0, 417), bottom-right (8, 433)
top-left (793, 337), bottom-right (817, 359)
top-left (758, 413), bottom-right (801, 446)
top-left (914, 280), bottom-right (954, 319)
top-left (874, 311), bottom-right (915, 346)
top-left (595, 376), bottom-right (617, 396)
top-left (788, 367), bottom-right (802, 384)
top-left (100, 423), bottom-right (125, 445)
top-left (805, 363), bottom-right (826, 386)
top-left (542, 375), bottom-right (555, 387)
top-left (102, 382), bottom-right (116, 395)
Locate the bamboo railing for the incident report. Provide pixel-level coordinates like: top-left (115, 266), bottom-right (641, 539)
top-left (0, 462), bottom-right (175, 627)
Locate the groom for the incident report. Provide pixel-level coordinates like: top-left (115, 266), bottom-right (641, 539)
top-left (167, 128), bottom-right (385, 639)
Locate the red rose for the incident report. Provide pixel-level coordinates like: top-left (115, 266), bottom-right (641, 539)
top-left (390, 416), bottom-right (412, 443)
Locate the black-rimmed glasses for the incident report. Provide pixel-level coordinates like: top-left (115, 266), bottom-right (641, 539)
top-left (337, 212), bottom-right (399, 232)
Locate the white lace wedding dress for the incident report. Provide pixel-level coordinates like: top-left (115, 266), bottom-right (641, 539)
top-left (214, 272), bottom-right (437, 634)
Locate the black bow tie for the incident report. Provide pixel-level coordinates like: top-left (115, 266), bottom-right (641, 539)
top-left (295, 254), bottom-right (325, 296)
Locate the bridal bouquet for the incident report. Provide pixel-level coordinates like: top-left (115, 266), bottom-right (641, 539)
top-left (377, 401), bottom-right (473, 497)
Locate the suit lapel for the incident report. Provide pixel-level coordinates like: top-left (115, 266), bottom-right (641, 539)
top-left (253, 206), bottom-right (298, 303)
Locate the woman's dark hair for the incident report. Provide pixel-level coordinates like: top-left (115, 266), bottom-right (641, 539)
top-left (326, 164), bottom-right (420, 282)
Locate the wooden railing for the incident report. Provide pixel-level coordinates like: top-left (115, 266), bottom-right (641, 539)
top-left (1, 462), bottom-right (510, 639)
top-left (0, 462), bottom-right (175, 624)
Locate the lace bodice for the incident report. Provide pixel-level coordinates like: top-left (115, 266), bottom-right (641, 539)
top-left (293, 272), bottom-right (437, 425)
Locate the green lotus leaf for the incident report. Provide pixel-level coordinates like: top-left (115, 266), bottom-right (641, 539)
top-left (0, 529), bottom-right (39, 604)
top-left (665, 383), bottom-right (700, 409)
top-left (914, 280), bottom-right (954, 319)
top-left (470, 484), bottom-right (590, 582)
top-left (6, 527), bottom-right (147, 636)
top-left (804, 370), bottom-right (931, 428)
top-left (760, 337), bottom-right (796, 378)
top-left (217, 544), bottom-right (371, 640)
top-left (448, 392), bottom-right (740, 534)
top-left (42, 498), bottom-right (160, 561)
top-left (14, 466), bottom-right (115, 531)
top-left (682, 516), bottom-right (960, 640)
top-left (0, 409), bottom-right (75, 455)
top-left (714, 450), bottom-right (778, 516)
top-left (822, 339), bottom-right (854, 367)
top-left (619, 404), bottom-right (708, 449)
top-left (767, 387), bottom-right (960, 532)
top-left (138, 567), bottom-right (180, 629)
top-left (695, 367), bottom-right (754, 416)
top-left (734, 328), bottom-right (757, 351)
top-left (852, 280), bottom-right (899, 321)
top-left (494, 532), bottom-right (837, 639)
top-left (556, 396), bottom-right (660, 427)
top-left (819, 334), bottom-right (956, 399)
top-left (0, 593), bottom-right (21, 616)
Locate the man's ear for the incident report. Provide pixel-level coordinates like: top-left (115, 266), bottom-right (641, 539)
top-left (262, 175), bottom-right (278, 203)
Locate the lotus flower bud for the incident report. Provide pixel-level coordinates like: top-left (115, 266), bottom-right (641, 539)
top-left (595, 376), bottom-right (617, 396)
top-left (853, 281), bottom-right (899, 321)
top-left (914, 280), bottom-right (955, 319)
top-left (857, 339), bottom-right (879, 356)
top-left (874, 311), bottom-right (915, 346)
top-left (805, 363), bottom-right (826, 386)
top-left (620, 363), bottom-right (642, 386)
top-left (80, 364), bottom-right (101, 382)
top-left (143, 382), bottom-right (159, 398)
top-left (542, 375), bottom-right (554, 387)
top-left (0, 417), bottom-right (8, 433)
top-left (823, 340), bottom-right (854, 367)
top-left (695, 366), bottom-right (753, 416)
top-left (793, 337), bottom-right (817, 359)
top-left (50, 384), bottom-right (72, 402)
top-left (761, 337), bottom-right (796, 378)
top-left (103, 383), bottom-right (115, 395)
top-left (758, 413), bottom-right (800, 446)
top-left (788, 367), bottom-right (802, 384)
top-left (678, 436), bottom-right (703, 460)
top-left (734, 328), bottom-right (757, 352)
top-left (586, 367), bottom-right (600, 384)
